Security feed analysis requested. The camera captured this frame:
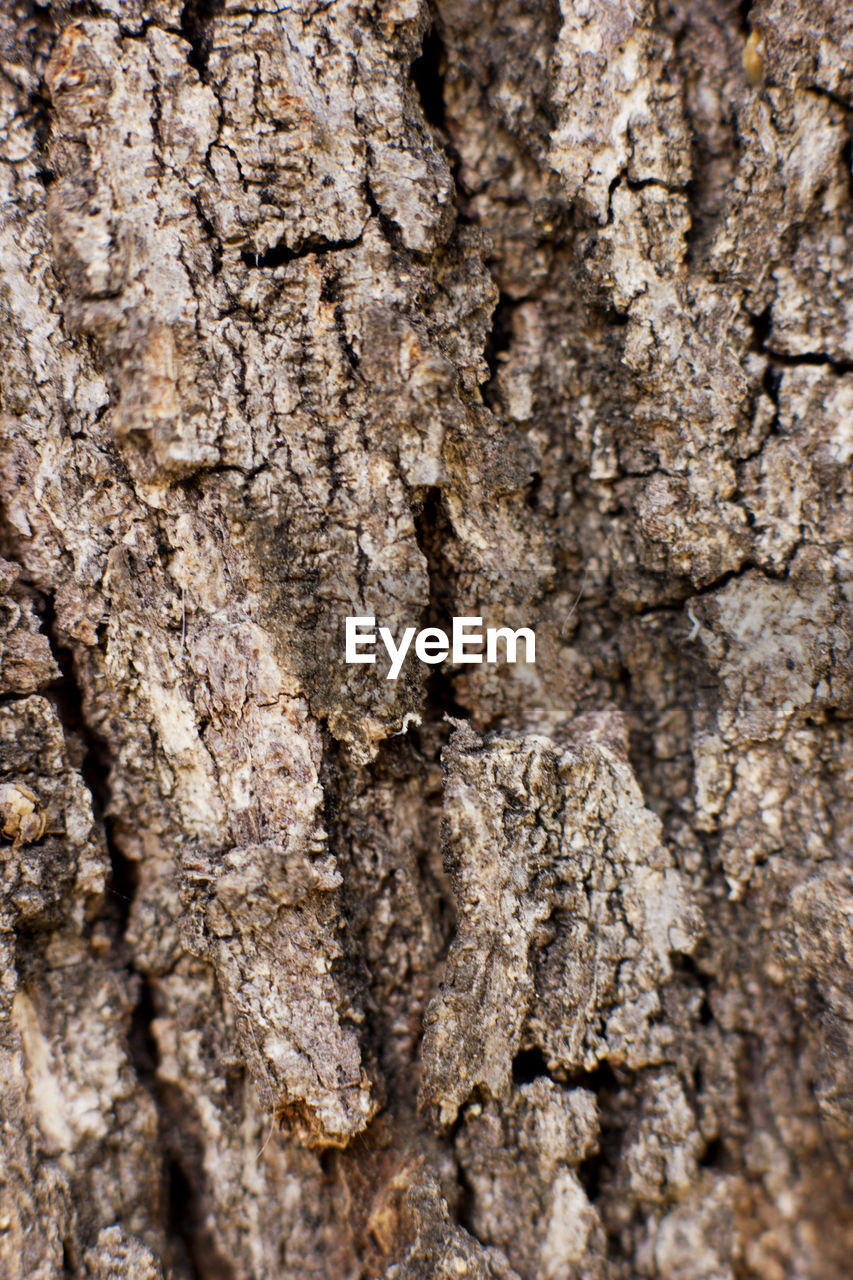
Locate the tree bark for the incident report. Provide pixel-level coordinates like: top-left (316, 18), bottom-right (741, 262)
top-left (2, 0), bottom-right (853, 1276)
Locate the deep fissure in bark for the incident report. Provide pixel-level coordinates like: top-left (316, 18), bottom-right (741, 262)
top-left (180, 0), bottom-right (223, 78)
top-left (411, 24), bottom-right (447, 133)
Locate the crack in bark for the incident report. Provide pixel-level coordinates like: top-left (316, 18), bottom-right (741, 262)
top-left (411, 23), bottom-right (447, 134)
top-left (240, 229), bottom-right (365, 270)
top-left (180, 0), bottom-right (223, 80)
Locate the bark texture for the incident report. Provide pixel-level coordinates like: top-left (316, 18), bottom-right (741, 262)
top-left (1, 0), bottom-right (853, 1276)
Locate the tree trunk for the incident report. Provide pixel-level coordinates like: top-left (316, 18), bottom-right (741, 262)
top-left (2, 0), bottom-right (852, 1276)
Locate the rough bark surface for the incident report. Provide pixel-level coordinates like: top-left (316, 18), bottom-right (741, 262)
top-left (1, 0), bottom-right (852, 1276)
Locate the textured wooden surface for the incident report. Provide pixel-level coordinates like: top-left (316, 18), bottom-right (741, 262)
top-left (1, 1), bottom-right (853, 1275)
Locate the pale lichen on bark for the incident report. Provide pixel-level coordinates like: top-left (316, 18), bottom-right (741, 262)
top-left (1, 0), bottom-right (853, 1276)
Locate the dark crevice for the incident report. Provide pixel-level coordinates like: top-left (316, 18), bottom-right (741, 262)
top-left (526, 471), bottom-right (542, 510)
top-left (482, 292), bottom-right (515, 411)
top-left (454, 1157), bottom-right (477, 1238)
top-left (180, 0), bottom-right (223, 79)
top-left (573, 1066), bottom-right (623, 1208)
top-left (15, 1), bottom-right (57, 185)
top-left (738, 0), bottom-right (753, 35)
top-left (606, 173), bottom-right (622, 224)
top-left (511, 1045), bottom-right (550, 1084)
top-left (319, 731), bottom-right (375, 1005)
top-left (762, 360), bottom-right (782, 409)
top-left (167, 1161), bottom-right (205, 1280)
top-left (37, 601), bottom-right (192, 1268)
top-left (29, 87), bottom-right (54, 183)
top-left (319, 731), bottom-right (343, 858)
top-left (447, 1091), bottom-right (491, 1237)
top-left (843, 133), bottom-right (853, 205)
top-left (807, 82), bottom-right (853, 116)
top-left (749, 304), bottom-right (772, 352)
top-left (672, 951), bottom-right (714, 1026)
top-left (159, 1086), bottom-right (243, 1279)
top-left (700, 1136), bottom-right (723, 1168)
top-left (561, 1059), bottom-right (623, 1096)
top-left (624, 174), bottom-right (686, 195)
top-left (594, 300), bottom-right (629, 327)
top-left (749, 306), bottom-right (853, 374)
top-left (43, 0), bottom-right (98, 17)
top-left (39, 607), bottom-right (163, 1156)
top-left (128, 976), bottom-right (159, 1087)
top-left (363, 175), bottom-right (403, 249)
top-left (40, 597), bottom-right (139, 931)
top-left (628, 548), bottom-right (807, 618)
top-left (192, 194), bottom-right (222, 277)
top-left (575, 1142), bottom-right (608, 1205)
top-left (764, 349), bottom-right (853, 374)
top-left (334, 303), bottom-right (360, 371)
top-left (317, 1145), bottom-right (340, 1182)
top-left (411, 25), bottom-right (447, 132)
top-left (412, 487), bottom-right (467, 724)
top-left (320, 272), bottom-right (341, 304)
top-left (241, 231), bottom-right (363, 271)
